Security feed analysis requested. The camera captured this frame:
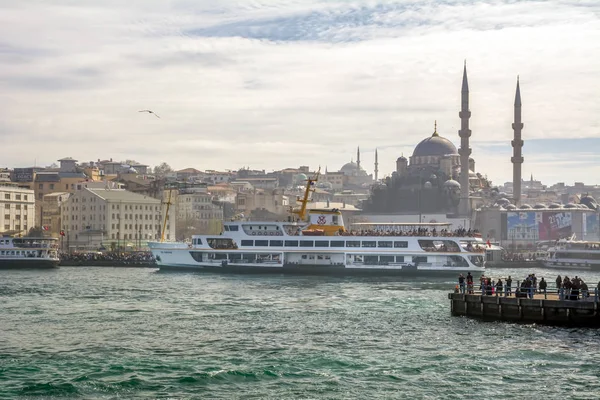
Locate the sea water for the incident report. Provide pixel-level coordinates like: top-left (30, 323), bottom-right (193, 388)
top-left (1, 267), bottom-right (599, 399)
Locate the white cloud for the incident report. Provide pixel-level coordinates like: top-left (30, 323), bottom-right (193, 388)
top-left (1, 0), bottom-right (599, 185)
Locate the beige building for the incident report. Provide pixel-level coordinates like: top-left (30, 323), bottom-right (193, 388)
top-left (41, 192), bottom-right (71, 238)
top-left (61, 188), bottom-right (176, 251)
top-left (1, 183), bottom-right (35, 236)
top-left (176, 186), bottom-right (224, 239)
top-left (236, 189), bottom-right (289, 219)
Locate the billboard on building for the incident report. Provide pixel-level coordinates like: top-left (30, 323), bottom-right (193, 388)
top-left (11, 168), bottom-right (34, 182)
top-left (506, 212), bottom-right (539, 241)
top-left (584, 213), bottom-right (599, 241)
top-left (502, 210), bottom-right (574, 242)
top-left (538, 212), bottom-right (572, 240)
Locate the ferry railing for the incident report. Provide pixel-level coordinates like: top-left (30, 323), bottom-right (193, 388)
top-left (457, 282), bottom-right (600, 303)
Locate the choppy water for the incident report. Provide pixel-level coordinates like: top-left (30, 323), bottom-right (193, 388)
top-left (1, 266), bottom-right (599, 399)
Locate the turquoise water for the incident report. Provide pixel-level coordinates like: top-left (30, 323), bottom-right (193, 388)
top-left (1, 267), bottom-right (599, 399)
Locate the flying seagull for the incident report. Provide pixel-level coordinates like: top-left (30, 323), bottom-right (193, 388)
top-left (138, 109), bottom-right (160, 118)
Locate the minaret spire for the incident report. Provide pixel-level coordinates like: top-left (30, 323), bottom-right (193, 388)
top-left (374, 148), bottom-right (379, 181)
top-left (458, 62), bottom-right (472, 216)
top-left (356, 146), bottom-right (361, 173)
top-left (512, 76), bottom-right (524, 205)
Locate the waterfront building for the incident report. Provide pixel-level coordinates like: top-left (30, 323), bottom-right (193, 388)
top-left (41, 192), bottom-right (71, 238)
top-left (61, 188), bottom-right (175, 251)
top-left (0, 183), bottom-right (35, 236)
top-left (175, 182), bottom-right (224, 239)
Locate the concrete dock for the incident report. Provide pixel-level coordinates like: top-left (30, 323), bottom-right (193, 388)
top-left (449, 290), bottom-right (600, 327)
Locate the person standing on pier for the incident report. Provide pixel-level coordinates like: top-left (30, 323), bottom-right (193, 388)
top-left (466, 272), bottom-right (474, 294)
top-left (556, 275), bottom-right (562, 294)
top-left (539, 277), bottom-right (547, 295)
top-left (458, 274), bottom-right (466, 294)
top-left (495, 278), bottom-right (503, 296)
top-left (506, 276), bottom-right (512, 297)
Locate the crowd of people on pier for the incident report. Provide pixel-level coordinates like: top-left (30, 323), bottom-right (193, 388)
top-left (60, 251), bottom-right (156, 264)
top-left (457, 272), bottom-right (600, 301)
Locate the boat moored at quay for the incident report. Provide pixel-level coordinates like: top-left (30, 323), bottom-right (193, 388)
top-left (149, 173), bottom-right (487, 276)
top-left (544, 237), bottom-right (600, 271)
top-left (0, 236), bottom-right (60, 269)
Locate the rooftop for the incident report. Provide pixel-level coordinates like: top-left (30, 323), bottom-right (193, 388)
top-left (87, 188), bottom-right (160, 203)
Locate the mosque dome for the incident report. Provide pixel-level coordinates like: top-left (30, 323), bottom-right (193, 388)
top-left (520, 204), bottom-right (532, 209)
top-left (340, 161), bottom-right (365, 176)
top-left (533, 203), bottom-right (546, 209)
top-left (412, 128), bottom-right (458, 158)
top-left (340, 161), bottom-right (362, 172)
top-left (506, 204), bottom-right (517, 210)
top-left (294, 173), bottom-right (308, 183)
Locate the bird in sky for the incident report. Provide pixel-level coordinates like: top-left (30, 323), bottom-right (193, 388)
top-left (138, 109), bottom-right (160, 118)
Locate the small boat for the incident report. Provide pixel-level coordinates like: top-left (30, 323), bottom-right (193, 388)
top-left (0, 236), bottom-right (60, 269)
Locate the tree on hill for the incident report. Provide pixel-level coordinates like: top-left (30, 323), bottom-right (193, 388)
top-left (153, 162), bottom-right (173, 177)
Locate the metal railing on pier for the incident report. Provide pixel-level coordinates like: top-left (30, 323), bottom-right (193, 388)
top-left (456, 283), bottom-right (600, 302)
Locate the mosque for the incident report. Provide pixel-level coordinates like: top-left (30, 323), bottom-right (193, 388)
top-left (362, 64), bottom-right (493, 215)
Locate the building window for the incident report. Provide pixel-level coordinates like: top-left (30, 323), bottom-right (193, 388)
top-left (38, 184), bottom-right (43, 189)
top-left (24, 195), bottom-right (28, 201)
top-left (4, 204), bottom-right (8, 209)
top-left (49, 184), bottom-right (55, 190)
top-left (15, 194), bottom-right (21, 200)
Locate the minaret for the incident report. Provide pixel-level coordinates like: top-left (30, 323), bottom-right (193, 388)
top-left (512, 77), bottom-right (524, 205)
top-left (356, 146), bottom-right (361, 173)
top-left (458, 62), bottom-right (472, 216)
top-left (374, 148), bottom-right (379, 181)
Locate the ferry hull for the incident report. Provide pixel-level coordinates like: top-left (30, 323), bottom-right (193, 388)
top-left (157, 263), bottom-right (483, 276)
top-left (542, 261), bottom-right (600, 271)
top-left (0, 259), bottom-right (60, 269)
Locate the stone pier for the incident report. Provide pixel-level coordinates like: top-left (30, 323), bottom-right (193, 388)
top-left (449, 292), bottom-right (600, 327)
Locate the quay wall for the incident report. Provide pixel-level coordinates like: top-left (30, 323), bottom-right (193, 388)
top-left (449, 293), bottom-right (600, 327)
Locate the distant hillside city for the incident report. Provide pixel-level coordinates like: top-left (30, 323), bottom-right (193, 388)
top-left (1, 66), bottom-right (599, 251)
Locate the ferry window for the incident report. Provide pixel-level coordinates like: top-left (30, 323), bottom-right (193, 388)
top-left (229, 225), bottom-right (239, 231)
top-left (412, 256), bottom-right (427, 263)
top-left (361, 241), bottom-right (376, 248)
top-left (301, 255), bottom-right (307, 259)
top-left (243, 254), bottom-right (256, 262)
top-left (315, 241), bottom-right (329, 247)
top-left (330, 240), bottom-right (344, 247)
top-left (380, 255), bottom-right (394, 263)
top-left (394, 241), bottom-right (408, 248)
top-left (284, 240), bottom-right (298, 247)
top-left (299, 240), bottom-right (314, 247)
top-left (364, 255), bottom-right (378, 264)
top-left (395, 255), bottom-right (405, 262)
top-left (378, 241), bottom-right (393, 248)
top-left (241, 240), bottom-right (253, 246)
top-left (332, 215), bottom-right (339, 225)
top-left (224, 226), bottom-right (229, 231)
top-left (346, 240), bottom-right (360, 248)
top-left (255, 240), bottom-right (268, 246)
top-left (270, 240), bottom-right (283, 247)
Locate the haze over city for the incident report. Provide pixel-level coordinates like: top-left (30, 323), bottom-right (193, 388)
top-left (2, 0), bottom-right (599, 185)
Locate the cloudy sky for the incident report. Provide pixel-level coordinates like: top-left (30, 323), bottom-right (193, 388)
top-left (1, 0), bottom-right (599, 186)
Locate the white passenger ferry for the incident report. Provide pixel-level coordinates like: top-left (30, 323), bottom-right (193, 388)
top-left (0, 236), bottom-right (60, 269)
top-left (544, 237), bottom-right (600, 271)
top-left (149, 174), bottom-right (486, 276)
